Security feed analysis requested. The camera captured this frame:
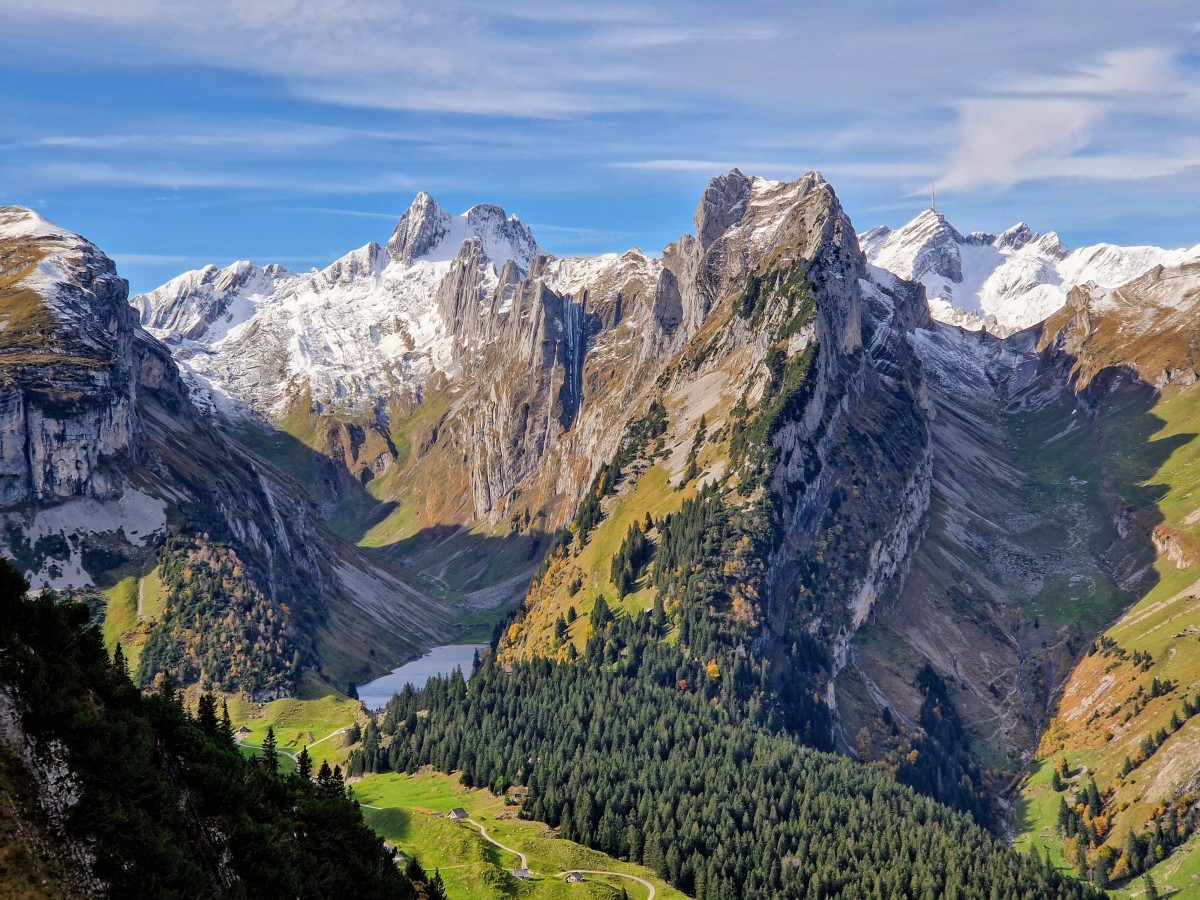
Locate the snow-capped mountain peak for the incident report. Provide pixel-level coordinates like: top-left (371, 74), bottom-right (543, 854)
top-left (132, 259), bottom-right (303, 343)
top-left (132, 190), bottom-right (545, 421)
top-left (862, 209), bottom-right (1200, 335)
top-left (385, 192), bottom-right (538, 275)
top-left (994, 222), bottom-right (1035, 252)
top-left (386, 191), bottom-right (451, 266)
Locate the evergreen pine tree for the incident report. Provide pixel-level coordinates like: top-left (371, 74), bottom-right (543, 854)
top-left (112, 642), bottom-right (128, 680)
top-left (591, 595), bottom-right (612, 629)
top-left (262, 726), bottom-right (279, 776)
top-left (1143, 872), bottom-right (1159, 900)
top-left (428, 869), bottom-right (447, 900)
top-left (153, 670), bottom-right (175, 702)
top-left (220, 700), bottom-right (235, 746)
top-left (196, 693), bottom-right (219, 737)
top-left (405, 856), bottom-right (427, 885)
top-left (297, 746), bottom-right (312, 781)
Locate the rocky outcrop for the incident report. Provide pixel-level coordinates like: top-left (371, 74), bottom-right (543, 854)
top-left (0, 208), bottom-right (140, 505)
top-left (0, 685), bottom-right (102, 896)
top-left (694, 168), bottom-right (752, 251)
top-left (757, 184), bottom-right (934, 680)
top-left (387, 192), bottom-right (451, 266)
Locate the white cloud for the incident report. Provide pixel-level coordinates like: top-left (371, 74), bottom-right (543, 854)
top-left (29, 162), bottom-right (427, 194)
top-left (614, 159), bottom-right (756, 173)
top-left (285, 206), bottom-right (406, 221)
top-left (938, 46), bottom-right (1200, 192)
top-left (110, 253), bottom-right (217, 266)
top-left (23, 124), bottom-right (417, 153)
top-left (939, 99), bottom-right (1101, 191)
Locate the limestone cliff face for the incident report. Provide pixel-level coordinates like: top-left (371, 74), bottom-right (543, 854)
top-left (0, 207), bottom-right (141, 506)
top-left (761, 209), bottom-right (933, 684)
top-left (449, 171), bottom-right (916, 540)
top-left (487, 172), bottom-right (941, 761)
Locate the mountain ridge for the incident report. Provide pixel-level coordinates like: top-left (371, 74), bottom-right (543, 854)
top-left (861, 208), bottom-right (1200, 336)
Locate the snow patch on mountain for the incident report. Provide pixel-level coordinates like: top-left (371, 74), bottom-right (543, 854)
top-left (862, 209), bottom-right (1200, 335)
top-left (132, 260), bottom-right (304, 343)
top-left (0, 205), bottom-right (124, 345)
top-left (3, 489), bottom-right (168, 589)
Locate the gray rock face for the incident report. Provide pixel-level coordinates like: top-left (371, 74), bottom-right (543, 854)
top-left (387, 192), bottom-right (451, 265)
top-left (906, 210), bottom-right (967, 283)
top-left (994, 222), bottom-right (1034, 251)
top-left (0, 208), bottom-right (140, 505)
top-left (694, 168), bottom-right (752, 251)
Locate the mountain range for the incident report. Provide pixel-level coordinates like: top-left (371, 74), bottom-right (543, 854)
top-left (860, 208), bottom-right (1200, 335)
top-left (4, 168), bottom-right (1200, 893)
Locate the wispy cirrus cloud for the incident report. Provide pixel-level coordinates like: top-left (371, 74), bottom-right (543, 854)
top-left (283, 206), bottom-right (407, 221)
top-left (25, 161), bottom-right (429, 194)
top-left (938, 47), bottom-right (1200, 192)
top-left (18, 124), bottom-right (421, 153)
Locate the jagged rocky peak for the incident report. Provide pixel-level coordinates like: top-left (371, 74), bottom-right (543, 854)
top-left (875, 208), bottom-right (968, 282)
top-left (386, 191), bottom-right (539, 275)
top-left (994, 222), bottom-right (1036, 252)
top-left (133, 259), bottom-right (299, 339)
top-left (311, 241), bottom-right (386, 288)
top-left (694, 168), bottom-right (752, 250)
top-left (386, 191), bottom-right (451, 265)
top-left (1032, 231), bottom-right (1069, 260)
top-left (463, 203), bottom-right (539, 275)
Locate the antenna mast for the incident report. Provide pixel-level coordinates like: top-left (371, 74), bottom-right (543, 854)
top-left (931, 183), bottom-right (937, 212)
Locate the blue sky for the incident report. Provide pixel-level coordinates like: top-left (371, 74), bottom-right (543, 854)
top-left (3, 0), bottom-right (1200, 294)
